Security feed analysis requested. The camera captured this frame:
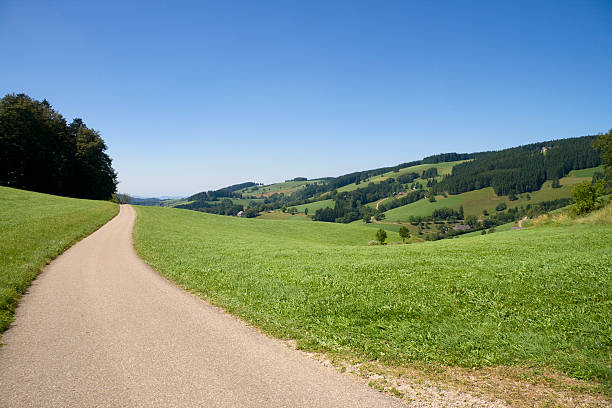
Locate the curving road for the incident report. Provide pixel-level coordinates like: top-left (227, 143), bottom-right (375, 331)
top-left (0, 205), bottom-right (403, 407)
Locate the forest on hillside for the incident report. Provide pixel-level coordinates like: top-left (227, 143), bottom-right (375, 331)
top-left (433, 136), bottom-right (600, 196)
top-left (0, 94), bottom-right (117, 200)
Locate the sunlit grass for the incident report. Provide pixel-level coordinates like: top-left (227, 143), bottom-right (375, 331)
top-left (134, 205), bottom-right (612, 389)
top-left (0, 187), bottom-right (118, 334)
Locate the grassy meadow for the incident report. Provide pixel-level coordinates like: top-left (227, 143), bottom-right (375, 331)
top-left (293, 199), bottom-right (334, 213)
top-left (0, 187), bottom-right (119, 334)
top-left (133, 205), bottom-right (611, 391)
top-left (238, 180), bottom-right (317, 198)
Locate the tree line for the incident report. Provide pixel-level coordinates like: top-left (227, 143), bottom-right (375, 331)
top-left (0, 94), bottom-right (117, 199)
top-left (187, 182), bottom-right (257, 201)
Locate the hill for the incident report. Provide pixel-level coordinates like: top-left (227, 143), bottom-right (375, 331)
top-left (176, 152), bottom-right (479, 216)
top-left (133, 204), bottom-right (612, 404)
top-left (174, 135), bottom-right (601, 235)
top-left (0, 187), bottom-right (118, 334)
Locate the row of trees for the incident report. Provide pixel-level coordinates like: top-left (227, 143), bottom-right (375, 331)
top-left (187, 182), bottom-right (257, 202)
top-left (312, 177), bottom-right (426, 223)
top-left (0, 94), bottom-right (117, 199)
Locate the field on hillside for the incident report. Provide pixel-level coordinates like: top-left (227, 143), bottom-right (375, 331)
top-left (293, 199), bottom-right (334, 213)
top-left (336, 160), bottom-right (464, 193)
top-left (134, 206), bottom-right (611, 394)
top-left (238, 180), bottom-right (318, 198)
top-left (383, 167), bottom-right (599, 221)
top-left (256, 211), bottom-right (311, 221)
top-left (0, 187), bottom-right (118, 333)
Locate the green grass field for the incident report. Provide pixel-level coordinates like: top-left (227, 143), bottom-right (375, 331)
top-left (256, 211), bottom-right (311, 221)
top-left (134, 205), bottom-right (611, 390)
top-left (239, 180), bottom-right (318, 197)
top-left (294, 199), bottom-right (334, 213)
top-left (0, 187), bottom-right (118, 334)
top-left (570, 165), bottom-right (603, 178)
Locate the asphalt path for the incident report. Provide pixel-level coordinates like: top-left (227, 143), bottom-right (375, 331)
top-left (0, 205), bottom-right (403, 407)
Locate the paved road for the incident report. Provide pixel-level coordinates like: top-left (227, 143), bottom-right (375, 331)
top-left (0, 205), bottom-right (403, 407)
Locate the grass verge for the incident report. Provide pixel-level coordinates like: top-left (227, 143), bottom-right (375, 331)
top-left (0, 186), bottom-right (118, 335)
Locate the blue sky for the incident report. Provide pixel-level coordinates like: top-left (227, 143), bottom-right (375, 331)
top-left (1, 1), bottom-right (611, 196)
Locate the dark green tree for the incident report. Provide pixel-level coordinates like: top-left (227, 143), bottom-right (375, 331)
top-left (466, 215), bottom-right (479, 228)
top-left (495, 202), bottom-right (507, 211)
top-left (375, 228), bottom-right (387, 244)
top-left (399, 226), bottom-right (410, 242)
top-left (0, 94), bottom-right (117, 199)
top-left (593, 128), bottom-right (612, 187)
top-left (571, 180), bottom-right (605, 215)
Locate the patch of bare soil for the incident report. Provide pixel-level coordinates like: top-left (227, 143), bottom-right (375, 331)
top-left (282, 340), bottom-right (610, 408)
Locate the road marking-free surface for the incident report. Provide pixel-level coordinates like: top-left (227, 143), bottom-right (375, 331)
top-left (0, 205), bottom-right (403, 407)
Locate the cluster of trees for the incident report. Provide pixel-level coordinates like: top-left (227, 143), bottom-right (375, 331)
top-left (432, 206), bottom-right (464, 220)
top-left (421, 167), bottom-right (438, 179)
top-left (414, 198), bottom-right (574, 241)
top-left (177, 198), bottom-right (249, 216)
top-left (0, 93), bottom-right (117, 199)
top-left (312, 177), bottom-right (425, 223)
top-left (434, 136), bottom-right (601, 197)
top-left (561, 129), bottom-right (611, 216)
top-left (376, 190), bottom-right (426, 213)
top-left (593, 128), bottom-right (612, 190)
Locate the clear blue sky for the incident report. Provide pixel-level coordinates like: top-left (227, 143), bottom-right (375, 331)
top-left (1, 1), bottom-right (611, 196)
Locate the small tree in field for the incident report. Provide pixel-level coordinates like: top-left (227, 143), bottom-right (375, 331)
top-left (399, 226), bottom-right (410, 242)
top-left (571, 180), bottom-right (605, 215)
top-left (376, 228), bottom-right (387, 245)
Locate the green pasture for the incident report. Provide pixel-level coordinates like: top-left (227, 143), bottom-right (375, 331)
top-left (294, 199), bottom-right (334, 213)
top-left (239, 180), bottom-right (317, 197)
top-left (134, 205), bottom-right (612, 389)
top-left (570, 165), bottom-right (603, 178)
top-left (0, 187), bottom-right (118, 334)
top-left (256, 211), bottom-right (311, 221)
